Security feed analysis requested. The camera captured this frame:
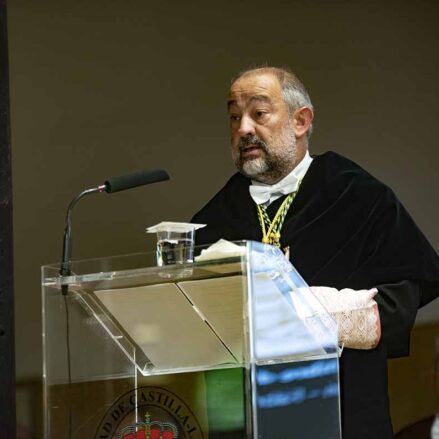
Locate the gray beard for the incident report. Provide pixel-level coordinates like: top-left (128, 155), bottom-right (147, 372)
top-left (241, 156), bottom-right (269, 177)
top-left (234, 128), bottom-right (297, 184)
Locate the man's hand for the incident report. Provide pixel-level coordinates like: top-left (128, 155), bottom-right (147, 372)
top-left (309, 286), bottom-right (382, 350)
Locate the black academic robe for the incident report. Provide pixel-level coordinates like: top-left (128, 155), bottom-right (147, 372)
top-left (191, 151), bottom-right (439, 439)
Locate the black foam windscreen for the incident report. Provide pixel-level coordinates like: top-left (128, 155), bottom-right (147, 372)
top-left (104, 169), bottom-right (170, 193)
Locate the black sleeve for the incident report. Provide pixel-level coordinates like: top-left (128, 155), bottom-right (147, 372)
top-left (375, 280), bottom-right (421, 358)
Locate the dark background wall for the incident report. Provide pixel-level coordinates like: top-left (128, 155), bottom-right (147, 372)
top-left (7, 0), bottom-right (439, 435)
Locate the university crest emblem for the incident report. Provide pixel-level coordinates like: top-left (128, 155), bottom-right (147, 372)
top-left (117, 412), bottom-right (178, 439)
top-left (95, 386), bottom-right (204, 439)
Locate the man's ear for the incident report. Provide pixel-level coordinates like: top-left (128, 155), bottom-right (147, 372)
top-left (292, 107), bottom-right (314, 139)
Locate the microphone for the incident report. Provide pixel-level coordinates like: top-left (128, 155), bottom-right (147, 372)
top-left (105, 169), bottom-right (170, 193)
top-left (60, 169), bottom-right (170, 293)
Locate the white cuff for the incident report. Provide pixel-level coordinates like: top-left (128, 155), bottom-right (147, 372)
top-left (309, 286), bottom-right (381, 350)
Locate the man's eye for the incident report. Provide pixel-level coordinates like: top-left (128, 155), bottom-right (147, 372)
top-left (230, 115), bottom-right (240, 122)
top-left (255, 110), bottom-right (267, 118)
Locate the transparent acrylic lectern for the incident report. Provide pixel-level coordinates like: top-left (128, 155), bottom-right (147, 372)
top-left (42, 241), bottom-right (341, 438)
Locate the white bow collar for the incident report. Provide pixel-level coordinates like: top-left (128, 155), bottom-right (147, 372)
top-left (249, 151), bottom-right (313, 205)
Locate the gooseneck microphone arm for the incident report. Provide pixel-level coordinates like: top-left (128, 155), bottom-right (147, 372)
top-left (60, 184), bottom-right (107, 281)
top-left (59, 169), bottom-right (170, 294)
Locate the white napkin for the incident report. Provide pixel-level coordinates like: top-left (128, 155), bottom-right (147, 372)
top-left (195, 239), bottom-right (245, 262)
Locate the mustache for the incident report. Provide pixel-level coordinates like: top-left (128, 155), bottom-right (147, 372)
top-left (238, 135), bottom-right (268, 152)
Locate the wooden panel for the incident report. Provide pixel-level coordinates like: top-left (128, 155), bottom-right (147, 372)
top-left (389, 323), bottom-right (439, 433)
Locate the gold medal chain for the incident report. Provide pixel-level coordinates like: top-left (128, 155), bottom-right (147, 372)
top-left (256, 191), bottom-right (297, 247)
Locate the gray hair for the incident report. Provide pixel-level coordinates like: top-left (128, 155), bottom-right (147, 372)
top-left (231, 66), bottom-right (314, 139)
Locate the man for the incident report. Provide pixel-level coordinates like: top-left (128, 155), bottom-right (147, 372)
top-left (192, 66), bottom-right (439, 438)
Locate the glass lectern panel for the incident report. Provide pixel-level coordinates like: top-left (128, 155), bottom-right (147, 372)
top-left (247, 242), bottom-right (341, 438)
top-left (42, 241), bottom-right (341, 438)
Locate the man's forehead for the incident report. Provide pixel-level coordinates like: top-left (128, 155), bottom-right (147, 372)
top-left (228, 72), bottom-right (283, 107)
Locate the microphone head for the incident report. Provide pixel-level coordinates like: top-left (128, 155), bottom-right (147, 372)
top-left (105, 169), bottom-right (170, 193)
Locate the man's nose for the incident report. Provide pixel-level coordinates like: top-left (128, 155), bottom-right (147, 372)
top-left (237, 115), bottom-right (255, 137)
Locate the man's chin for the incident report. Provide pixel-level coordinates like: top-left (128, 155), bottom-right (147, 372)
top-left (240, 158), bottom-right (269, 179)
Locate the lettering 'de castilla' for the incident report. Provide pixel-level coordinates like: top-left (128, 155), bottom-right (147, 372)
top-left (140, 389), bottom-right (198, 434)
top-left (96, 386), bottom-right (204, 439)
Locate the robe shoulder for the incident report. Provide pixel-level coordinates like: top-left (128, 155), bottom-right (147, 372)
top-left (191, 172), bottom-right (259, 244)
top-left (306, 151), bottom-right (390, 200)
top-left (192, 172), bottom-right (249, 222)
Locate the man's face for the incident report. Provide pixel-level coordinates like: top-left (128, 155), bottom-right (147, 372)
top-left (228, 73), bottom-right (297, 184)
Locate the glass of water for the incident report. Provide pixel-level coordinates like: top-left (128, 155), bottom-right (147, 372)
top-left (156, 229), bottom-right (194, 266)
top-left (146, 222), bottom-right (206, 267)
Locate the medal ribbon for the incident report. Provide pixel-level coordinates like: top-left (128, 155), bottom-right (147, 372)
top-left (256, 182), bottom-right (301, 247)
